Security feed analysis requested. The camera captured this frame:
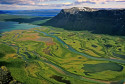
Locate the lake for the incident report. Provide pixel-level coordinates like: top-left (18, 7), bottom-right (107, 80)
top-left (0, 21), bottom-right (39, 33)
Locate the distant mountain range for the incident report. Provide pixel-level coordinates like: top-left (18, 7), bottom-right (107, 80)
top-left (43, 7), bottom-right (125, 36)
top-left (0, 11), bottom-right (6, 14)
top-left (0, 9), bottom-right (61, 17)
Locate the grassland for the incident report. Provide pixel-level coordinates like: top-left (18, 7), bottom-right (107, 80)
top-left (0, 26), bottom-right (125, 84)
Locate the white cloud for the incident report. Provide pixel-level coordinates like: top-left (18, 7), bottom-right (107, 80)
top-left (0, 0), bottom-right (125, 10)
top-left (77, 0), bottom-right (125, 4)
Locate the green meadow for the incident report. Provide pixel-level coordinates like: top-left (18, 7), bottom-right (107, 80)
top-left (0, 26), bottom-right (125, 84)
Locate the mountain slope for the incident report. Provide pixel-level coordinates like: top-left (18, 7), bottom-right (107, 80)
top-left (43, 7), bottom-right (125, 35)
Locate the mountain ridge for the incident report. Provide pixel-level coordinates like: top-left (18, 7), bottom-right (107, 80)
top-left (61, 7), bottom-right (98, 14)
top-left (43, 7), bottom-right (125, 36)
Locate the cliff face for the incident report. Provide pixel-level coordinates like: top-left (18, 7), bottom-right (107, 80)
top-left (43, 7), bottom-right (125, 35)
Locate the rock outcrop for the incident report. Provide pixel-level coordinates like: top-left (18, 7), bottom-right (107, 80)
top-left (43, 7), bottom-right (125, 35)
top-left (0, 66), bottom-right (23, 84)
top-left (61, 7), bottom-right (97, 14)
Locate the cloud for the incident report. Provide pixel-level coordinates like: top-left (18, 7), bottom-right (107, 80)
top-left (0, 0), bottom-right (60, 5)
top-left (63, 2), bottom-right (72, 5)
top-left (0, 0), bottom-right (125, 10)
top-left (0, 0), bottom-right (36, 5)
top-left (76, 0), bottom-right (125, 4)
top-left (0, 0), bottom-right (125, 5)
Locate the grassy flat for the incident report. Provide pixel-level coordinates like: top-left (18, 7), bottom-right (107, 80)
top-left (0, 26), bottom-right (125, 84)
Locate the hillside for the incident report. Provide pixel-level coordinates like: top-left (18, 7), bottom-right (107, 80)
top-left (43, 7), bottom-right (125, 35)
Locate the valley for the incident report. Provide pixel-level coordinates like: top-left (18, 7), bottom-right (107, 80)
top-left (0, 26), bottom-right (125, 84)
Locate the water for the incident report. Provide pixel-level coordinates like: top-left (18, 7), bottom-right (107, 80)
top-left (0, 21), bottom-right (39, 33)
top-left (35, 30), bottom-right (125, 64)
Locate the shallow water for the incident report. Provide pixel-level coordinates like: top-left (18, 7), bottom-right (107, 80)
top-left (0, 21), bottom-right (39, 33)
top-left (35, 30), bottom-right (125, 64)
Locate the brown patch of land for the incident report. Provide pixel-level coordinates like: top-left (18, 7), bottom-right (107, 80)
top-left (11, 44), bottom-right (16, 46)
top-left (46, 42), bottom-right (56, 46)
top-left (18, 33), bottom-right (56, 46)
top-left (18, 33), bottom-right (40, 41)
top-left (43, 47), bottom-right (52, 56)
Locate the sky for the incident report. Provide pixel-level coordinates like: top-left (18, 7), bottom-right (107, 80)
top-left (0, 0), bottom-right (125, 10)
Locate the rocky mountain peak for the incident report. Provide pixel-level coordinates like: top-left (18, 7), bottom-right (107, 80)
top-left (61, 7), bottom-right (97, 14)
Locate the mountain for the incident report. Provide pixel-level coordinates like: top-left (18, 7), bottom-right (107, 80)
top-left (43, 7), bottom-right (125, 35)
top-left (0, 11), bottom-right (6, 14)
top-left (2, 9), bottom-right (61, 17)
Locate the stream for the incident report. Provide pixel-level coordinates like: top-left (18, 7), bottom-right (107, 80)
top-left (2, 29), bottom-right (124, 84)
top-left (35, 30), bottom-right (125, 64)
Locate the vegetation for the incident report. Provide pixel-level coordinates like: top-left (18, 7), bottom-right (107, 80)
top-left (0, 66), bottom-right (23, 84)
top-left (82, 63), bottom-right (123, 73)
top-left (0, 26), bottom-right (125, 84)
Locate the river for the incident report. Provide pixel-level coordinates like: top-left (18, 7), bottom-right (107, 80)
top-left (35, 30), bottom-right (125, 64)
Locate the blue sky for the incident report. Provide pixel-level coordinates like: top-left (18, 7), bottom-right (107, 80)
top-left (0, 0), bottom-right (125, 10)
